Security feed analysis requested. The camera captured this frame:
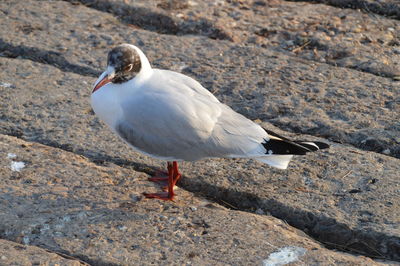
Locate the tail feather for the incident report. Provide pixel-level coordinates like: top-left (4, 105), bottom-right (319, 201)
top-left (255, 155), bottom-right (293, 170)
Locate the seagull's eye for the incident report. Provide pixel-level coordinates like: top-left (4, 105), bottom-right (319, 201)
top-left (124, 64), bottom-right (133, 72)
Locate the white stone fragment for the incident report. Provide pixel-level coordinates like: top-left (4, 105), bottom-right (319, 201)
top-left (0, 82), bottom-right (13, 88)
top-left (118, 225), bottom-right (127, 231)
top-left (10, 161), bottom-right (25, 172)
top-left (255, 208), bottom-right (265, 215)
top-left (7, 153), bottom-right (17, 159)
top-left (22, 236), bottom-right (30, 245)
top-left (263, 246), bottom-right (307, 266)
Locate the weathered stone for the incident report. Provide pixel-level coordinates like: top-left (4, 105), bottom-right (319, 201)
top-left (0, 238), bottom-right (85, 265)
top-left (0, 0), bottom-right (398, 157)
top-left (0, 134), bottom-right (392, 265)
top-left (178, 129), bottom-right (400, 260)
top-left (0, 0), bottom-right (399, 263)
top-left (286, 0), bottom-right (400, 19)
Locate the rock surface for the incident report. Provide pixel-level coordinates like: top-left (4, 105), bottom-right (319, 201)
top-left (0, 134), bottom-right (392, 265)
top-left (0, 0), bottom-right (399, 264)
top-left (0, 238), bottom-right (86, 265)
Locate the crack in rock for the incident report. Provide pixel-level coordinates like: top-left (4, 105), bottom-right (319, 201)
top-left (285, 0), bottom-right (400, 20)
top-left (0, 237), bottom-right (91, 265)
top-left (63, 0), bottom-right (233, 41)
top-left (261, 30), bottom-right (400, 80)
top-left (0, 39), bottom-right (100, 77)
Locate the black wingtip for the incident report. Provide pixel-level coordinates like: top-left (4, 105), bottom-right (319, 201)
top-left (262, 139), bottom-right (329, 155)
top-left (262, 128), bottom-right (330, 155)
top-left (262, 139), bottom-right (310, 155)
top-left (313, 141), bottom-right (330, 150)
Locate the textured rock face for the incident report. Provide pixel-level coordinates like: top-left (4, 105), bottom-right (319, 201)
top-left (0, 239), bottom-right (85, 265)
top-left (0, 0), bottom-right (399, 264)
top-left (0, 135), bottom-right (391, 265)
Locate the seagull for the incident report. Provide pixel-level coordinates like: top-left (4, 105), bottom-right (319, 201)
top-left (91, 44), bottom-right (329, 200)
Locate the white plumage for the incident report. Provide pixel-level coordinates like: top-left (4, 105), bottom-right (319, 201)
top-left (90, 44), bottom-right (328, 200)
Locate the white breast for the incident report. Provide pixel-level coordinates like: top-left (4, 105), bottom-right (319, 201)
top-left (91, 84), bottom-right (123, 129)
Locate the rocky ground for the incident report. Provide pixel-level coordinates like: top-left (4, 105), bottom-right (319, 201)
top-left (0, 0), bottom-right (399, 265)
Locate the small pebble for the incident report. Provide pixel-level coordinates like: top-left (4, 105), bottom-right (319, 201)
top-left (393, 48), bottom-right (400, 54)
top-left (118, 225), bottom-right (127, 231)
top-left (255, 208), bottom-right (265, 215)
top-left (0, 82), bottom-right (14, 88)
top-left (10, 161), bottom-right (25, 172)
top-left (7, 153), bottom-right (17, 159)
top-left (22, 236), bottom-right (30, 244)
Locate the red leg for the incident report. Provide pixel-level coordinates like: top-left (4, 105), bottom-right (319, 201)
top-left (148, 162), bottom-right (173, 183)
top-left (143, 161), bottom-right (176, 200)
top-left (171, 161), bottom-right (181, 187)
top-left (161, 161), bottom-right (181, 191)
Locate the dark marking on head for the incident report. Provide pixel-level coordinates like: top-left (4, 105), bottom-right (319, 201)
top-left (107, 45), bottom-right (141, 83)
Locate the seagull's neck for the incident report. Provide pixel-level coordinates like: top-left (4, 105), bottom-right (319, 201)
top-left (132, 46), bottom-right (151, 72)
top-left (129, 45), bottom-right (153, 85)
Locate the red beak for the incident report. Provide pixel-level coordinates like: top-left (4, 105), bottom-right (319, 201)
top-left (92, 75), bottom-right (112, 93)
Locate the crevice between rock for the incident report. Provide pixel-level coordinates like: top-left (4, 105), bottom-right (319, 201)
top-left (52, 248), bottom-right (119, 266)
top-left (261, 37), bottom-right (400, 80)
top-left (2, 132), bottom-right (399, 262)
top-left (43, 247), bottom-right (93, 266)
top-left (63, 0), bottom-right (233, 41)
top-left (0, 236), bottom-right (92, 266)
top-left (64, 0), bottom-right (400, 80)
top-left (177, 178), bottom-right (400, 262)
top-left (285, 0), bottom-right (400, 20)
top-left (0, 39), bottom-right (100, 77)
top-left (266, 120), bottom-right (400, 160)
top-left (1, 33), bottom-right (396, 87)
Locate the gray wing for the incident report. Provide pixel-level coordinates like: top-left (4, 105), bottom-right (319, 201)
top-left (167, 70), bottom-right (220, 103)
top-left (117, 70), bottom-right (268, 161)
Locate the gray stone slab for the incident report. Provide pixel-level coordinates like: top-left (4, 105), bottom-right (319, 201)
top-left (0, 238), bottom-right (85, 265)
top-left (117, 0), bottom-right (400, 78)
top-left (0, 134), bottom-right (392, 265)
top-left (178, 130), bottom-right (400, 260)
top-left (0, 0), bottom-right (398, 157)
top-left (0, 40), bottom-right (398, 261)
top-left (0, 0), bottom-right (399, 263)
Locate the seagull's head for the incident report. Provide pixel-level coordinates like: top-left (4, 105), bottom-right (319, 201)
top-left (92, 44), bottom-right (143, 93)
